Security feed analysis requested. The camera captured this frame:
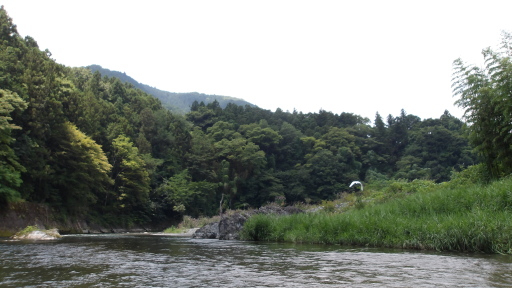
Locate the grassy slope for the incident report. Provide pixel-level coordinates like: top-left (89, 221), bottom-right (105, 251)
top-left (240, 178), bottom-right (512, 254)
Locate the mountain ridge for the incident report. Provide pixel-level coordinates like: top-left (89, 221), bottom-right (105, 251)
top-left (86, 64), bottom-right (255, 114)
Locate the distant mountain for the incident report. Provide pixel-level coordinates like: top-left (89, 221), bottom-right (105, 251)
top-left (87, 65), bottom-right (255, 114)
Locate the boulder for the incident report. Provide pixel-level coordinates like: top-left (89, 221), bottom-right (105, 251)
top-left (218, 213), bottom-right (250, 240)
top-left (11, 228), bottom-right (61, 240)
top-left (193, 222), bottom-right (219, 239)
top-left (194, 205), bottom-right (304, 240)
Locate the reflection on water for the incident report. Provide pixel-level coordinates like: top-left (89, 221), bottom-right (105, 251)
top-left (1, 234), bottom-right (512, 287)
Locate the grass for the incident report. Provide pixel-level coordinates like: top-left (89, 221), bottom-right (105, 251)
top-left (180, 215), bottom-right (221, 229)
top-left (11, 225), bottom-right (62, 239)
top-left (15, 225), bottom-right (39, 236)
top-left (162, 215), bottom-right (221, 233)
top-left (240, 177), bottom-right (512, 254)
top-left (163, 226), bottom-right (188, 234)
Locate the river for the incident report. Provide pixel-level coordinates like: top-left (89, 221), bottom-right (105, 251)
top-left (1, 234), bottom-right (512, 287)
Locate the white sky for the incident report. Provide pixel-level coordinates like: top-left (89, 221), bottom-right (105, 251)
top-left (2, 1), bottom-right (511, 120)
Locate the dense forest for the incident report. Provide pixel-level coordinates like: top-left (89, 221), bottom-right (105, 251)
top-left (0, 7), bottom-right (478, 226)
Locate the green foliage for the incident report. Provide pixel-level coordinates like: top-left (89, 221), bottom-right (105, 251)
top-left (14, 225), bottom-right (38, 237)
top-left (185, 128), bottom-right (217, 181)
top-left (239, 214), bottom-right (275, 241)
top-left (162, 226), bottom-right (187, 234)
top-left (239, 120), bottom-right (282, 153)
top-left (354, 196), bottom-right (365, 210)
top-left (383, 179), bottom-right (437, 195)
top-left (111, 135), bottom-right (150, 212)
top-left (0, 89), bottom-right (26, 205)
top-left (448, 164), bottom-right (488, 186)
top-left (452, 31), bottom-right (512, 178)
top-left (51, 122), bottom-right (113, 215)
top-left (156, 169), bottom-right (218, 217)
top-left (321, 200), bottom-right (336, 213)
top-left (215, 138), bottom-right (266, 177)
top-left (365, 169), bottom-right (388, 183)
top-left (0, 11), bottom-right (27, 206)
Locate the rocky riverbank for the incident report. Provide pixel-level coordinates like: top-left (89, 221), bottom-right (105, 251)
top-left (10, 227), bottom-right (62, 240)
top-left (1, 202), bottom-right (303, 239)
top-left (193, 205), bottom-right (303, 240)
top-left (0, 202), bottom-right (158, 237)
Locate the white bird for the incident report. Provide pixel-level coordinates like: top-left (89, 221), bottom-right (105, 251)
top-left (349, 181), bottom-right (363, 191)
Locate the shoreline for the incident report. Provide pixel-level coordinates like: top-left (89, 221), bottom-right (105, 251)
top-left (150, 228), bottom-right (199, 237)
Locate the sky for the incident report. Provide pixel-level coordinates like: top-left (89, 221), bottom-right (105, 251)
top-left (2, 1), bottom-right (511, 121)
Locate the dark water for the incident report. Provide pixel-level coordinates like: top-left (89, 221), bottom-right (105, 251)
top-left (1, 234), bottom-right (512, 287)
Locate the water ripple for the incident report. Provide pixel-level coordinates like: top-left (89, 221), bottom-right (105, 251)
top-left (1, 234), bottom-right (511, 287)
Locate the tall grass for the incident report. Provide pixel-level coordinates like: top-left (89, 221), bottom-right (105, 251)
top-left (240, 177), bottom-right (512, 254)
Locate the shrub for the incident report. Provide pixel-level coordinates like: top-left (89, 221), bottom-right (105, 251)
top-left (354, 197), bottom-right (365, 210)
top-left (321, 200), bottom-right (335, 213)
top-left (384, 179), bottom-right (436, 194)
top-left (163, 226), bottom-right (187, 233)
top-left (449, 164), bottom-right (489, 186)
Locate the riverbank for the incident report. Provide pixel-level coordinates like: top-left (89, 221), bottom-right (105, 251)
top-left (0, 202), bottom-right (162, 237)
top-left (240, 177), bottom-right (512, 254)
top-left (154, 228), bottom-right (199, 237)
top-left (0, 202), bottom-right (61, 237)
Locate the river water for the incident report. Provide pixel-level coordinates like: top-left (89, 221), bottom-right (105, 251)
top-left (1, 234), bottom-right (512, 287)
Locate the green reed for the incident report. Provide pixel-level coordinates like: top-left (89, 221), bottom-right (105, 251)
top-left (240, 177), bottom-right (512, 253)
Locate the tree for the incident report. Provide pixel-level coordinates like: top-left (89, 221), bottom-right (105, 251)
top-left (111, 135), bottom-right (150, 213)
top-left (214, 138), bottom-right (266, 207)
top-left (0, 89), bottom-right (26, 205)
top-left (452, 31), bottom-right (512, 178)
top-left (186, 105), bottom-right (217, 131)
top-left (218, 159), bottom-right (238, 210)
top-left (396, 116), bottom-right (473, 182)
top-left (207, 121), bottom-right (239, 142)
top-left (215, 138), bottom-right (266, 179)
top-left (238, 120), bottom-right (282, 155)
top-left (156, 169), bottom-right (217, 217)
top-left (186, 128), bottom-right (218, 181)
top-left (240, 171), bottom-right (284, 207)
top-left (0, 7), bottom-right (25, 95)
top-left (275, 122), bottom-right (304, 170)
top-left (303, 149), bottom-right (344, 201)
top-left (51, 122), bottom-right (113, 215)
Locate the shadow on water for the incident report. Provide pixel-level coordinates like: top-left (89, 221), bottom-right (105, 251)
top-left (1, 234), bottom-right (512, 287)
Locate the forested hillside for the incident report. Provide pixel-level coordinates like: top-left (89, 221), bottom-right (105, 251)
top-left (0, 7), bottom-right (476, 226)
top-left (87, 64), bottom-right (254, 114)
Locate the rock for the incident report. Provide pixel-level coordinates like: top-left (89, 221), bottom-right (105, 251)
top-left (194, 205), bottom-right (304, 240)
top-left (193, 222), bottom-right (219, 239)
top-left (11, 228), bottom-right (61, 240)
top-left (218, 213), bottom-right (250, 240)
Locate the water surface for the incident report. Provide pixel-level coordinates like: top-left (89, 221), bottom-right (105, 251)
top-left (1, 234), bottom-right (511, 287)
